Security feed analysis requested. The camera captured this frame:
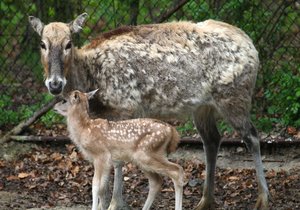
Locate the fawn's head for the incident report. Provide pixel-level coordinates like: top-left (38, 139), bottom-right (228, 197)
top-left (28, 13), bottom-right (88, 95)
top-left (54, 89), bottom-right (98, 116)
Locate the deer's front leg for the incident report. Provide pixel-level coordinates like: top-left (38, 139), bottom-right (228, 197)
top-left (92, 157), bottom-right (111, 210)
top-left (108, 161), bottom-right (131, 210)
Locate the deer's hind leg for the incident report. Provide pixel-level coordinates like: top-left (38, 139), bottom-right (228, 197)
top-left (193, 105), bottom-right (221, 210)
top-left (135, 152), bottom-right (184, 210)
top-left (214, 84), bottom-right (270, 210)
top-left (108, 161), bottom-right (131, 210)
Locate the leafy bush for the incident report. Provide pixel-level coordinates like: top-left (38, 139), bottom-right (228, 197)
top-left (0, 93), bottom-right (64, 129)
top-left (263, 60), bottom-right (300, 128)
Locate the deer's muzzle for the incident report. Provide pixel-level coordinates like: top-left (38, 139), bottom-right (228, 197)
top-left (45, 76), bottom-right (66, 95)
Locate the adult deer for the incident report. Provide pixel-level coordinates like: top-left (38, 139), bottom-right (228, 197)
top-left (29, 13), bottom-right (270, 210)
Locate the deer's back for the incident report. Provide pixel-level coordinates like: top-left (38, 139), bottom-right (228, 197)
top-left (79, 20), bottom-right (259, 119)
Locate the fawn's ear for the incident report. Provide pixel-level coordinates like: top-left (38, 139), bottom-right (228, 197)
top-left (70, 91), bottom-right (81, 104)
top-left (68, 13), bottom-right (88, 33)
top-left (28, 16), bottom-right (44, 36)
top-left (86, 89), bottom-right (99, 99)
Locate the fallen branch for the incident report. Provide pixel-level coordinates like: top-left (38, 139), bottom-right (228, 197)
top-left (10, 135), bottom-right (70, 143)
top-left (0, 97), bottom-right (62, 144)
top-left (7, 135), bottom-right (300, 146)
top-left (180, 137), bottom-right (300, 145)
top-left (242, 159), bottom-right (285, 163)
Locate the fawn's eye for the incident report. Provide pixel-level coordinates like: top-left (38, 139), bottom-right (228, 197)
top-left (65, 41), bottom-right (72, 50)
top-left (62, 99), bottom-right (67, 104)
top-left (40, 41), bottom-right (46, 50)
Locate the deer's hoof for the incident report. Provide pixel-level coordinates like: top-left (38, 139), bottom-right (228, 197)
top-left (194, 196), bottom-right (215, 210)
top-left (107, 201), bottom-right (131, 210)
top-left (254, 193), bottom-right (270, 210)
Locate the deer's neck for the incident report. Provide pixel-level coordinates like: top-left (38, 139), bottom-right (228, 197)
top-left (63, 48), bottom-right (92, 96)
top-left (67, 108), bottom-right (91, 138)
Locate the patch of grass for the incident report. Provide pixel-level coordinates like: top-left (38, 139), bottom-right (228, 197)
top-left (217, 121), bottom-right (234, 136)
top-left (177, 120), bottom-right (197, 136)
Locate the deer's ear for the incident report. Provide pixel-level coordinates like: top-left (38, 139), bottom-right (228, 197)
top-left (69, 13), bottom-right (88, 33)
top-left (86, 89), bottom-right (98, 100)
top-left (28, 16), bottom-right (44, 36)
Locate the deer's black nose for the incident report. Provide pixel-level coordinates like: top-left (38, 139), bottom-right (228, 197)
top-left (49, 80), bottom-right (63, 95)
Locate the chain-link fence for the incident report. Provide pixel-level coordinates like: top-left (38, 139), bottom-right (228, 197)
top-left (0, 0), bottom-right (299, 134)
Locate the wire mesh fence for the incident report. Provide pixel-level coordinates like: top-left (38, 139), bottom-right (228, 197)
top-left (0, 0), bottom-right (299, 134)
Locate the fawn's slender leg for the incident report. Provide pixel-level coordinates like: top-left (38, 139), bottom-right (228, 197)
top-left (92, 157), bottom-right (111, 210)
top-left (136, 153), bottom-right (184, 210)
top-left (142, 171), bottom-right (163, 210)
top-left (92, 173), bottom-right (100, 210)
top-left (193, 106), bottom-right (221, 210)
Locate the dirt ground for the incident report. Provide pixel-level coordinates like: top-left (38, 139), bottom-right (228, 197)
top-left (0, 140), bottom-right (299, 210)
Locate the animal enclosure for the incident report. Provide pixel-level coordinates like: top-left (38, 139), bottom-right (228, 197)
top-left (0, 0), bottom-right (299, 133)
top-left (0, 1), bottom-right (299, 210)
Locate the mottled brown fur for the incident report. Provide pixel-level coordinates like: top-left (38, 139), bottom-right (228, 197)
top-left (85, 25), bottom-right (136, 49)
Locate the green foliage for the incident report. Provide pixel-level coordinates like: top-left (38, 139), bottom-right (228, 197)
top-left (40, 110), bottom-right (65, 128)
top-left (0, 95), bottom-right (19, 125)
top-left (263, 61), bottom-right (300, 127)
top-left (0, 93), bottom-right (64, 128)
top-left (177, 120), bottom-right (197, 136)
top-left (255, 2), bottom-right (300, 128)
top-left (217, 121), bottom-right (234, 135)
top-left (176, 119), bottom-right (234, 137)
top-left (254, 116), bottom-right (279, 133)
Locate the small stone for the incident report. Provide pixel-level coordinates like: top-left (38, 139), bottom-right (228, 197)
top-left (188, 178), bottom-right (201, 187)
top-left (236, 147), bottom-right (244, 153)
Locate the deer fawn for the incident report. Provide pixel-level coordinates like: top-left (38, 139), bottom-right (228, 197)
top-left (30, 13), bottom-right (270, 210)
top-left (54, 89), bottom-right (184, 210)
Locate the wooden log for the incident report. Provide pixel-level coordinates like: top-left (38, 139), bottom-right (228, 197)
top-left (180, 137), bottom-right (300, 145)
top-left (10, 135), bottom-right (70, 143)
top-left (8, 135), bottom-right (300, 146)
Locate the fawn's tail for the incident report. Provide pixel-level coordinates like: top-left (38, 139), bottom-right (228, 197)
top-left (167, 126), bottom-right (180, 154)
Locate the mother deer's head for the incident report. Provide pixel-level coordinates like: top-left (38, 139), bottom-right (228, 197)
top-left (29, 13), bottom-right (88, 95)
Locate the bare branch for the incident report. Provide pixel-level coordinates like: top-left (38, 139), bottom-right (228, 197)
top-left (0, 97), bottom-right (62, 144)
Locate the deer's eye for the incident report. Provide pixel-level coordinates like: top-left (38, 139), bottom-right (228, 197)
top-left (40, 41), bottom-right (46, 50)
top-left (65, 41), bottom-right (72, 50)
